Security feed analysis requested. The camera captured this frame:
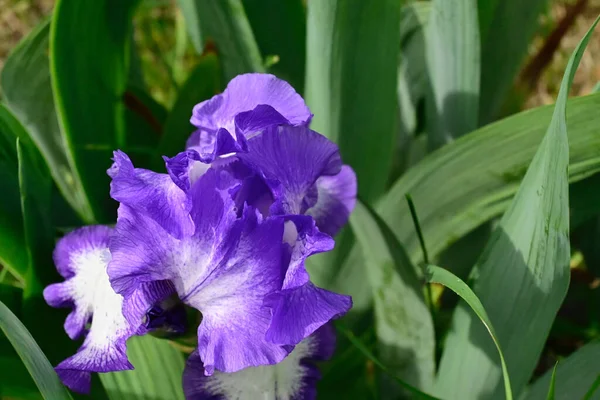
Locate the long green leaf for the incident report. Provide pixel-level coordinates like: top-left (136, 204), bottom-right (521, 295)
top-left (50, 0), bottom-right (140, 223)
top-left (0, 301), bottom-right (72, 400)
top-left (0, 106), bottom-right (27, 283)
top-left (425, 265), bottom-right (513, 400)
top-left (305, 0), bottom-right (400, 203)
top-left (350, 201), bottom-right (435, 392)
top-left (1, 19), bottom-right (94, 223)
top-left (333, 91), bottom-right (600, 315)
top-left (523, 341), bottom-right (600, 400)
top-left (179, 0), bottom-right (264, 83)
top-left (155, 54), bottom-right (220, 163)
top-left (478, 0), bottom-right (549, 123)
top-left (433, 16), bottom-right (599, 399)
top-left (244, 0), bottom-right (306, 92)
top-left (426, 0), bottom-right (480, 149)
top-left (545, 364), bottom-right (558, 400)
top-left (100, 336), bottom-right (185, 400)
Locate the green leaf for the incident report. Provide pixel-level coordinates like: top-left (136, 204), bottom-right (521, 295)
top-left (50, 0), bottom-right (140, 223)
top-left (349, 201), bottom-right (435, 391)
top-left (155, 54), bottom-right (220, 164)
top-left (179, 0), bottom-right (264, 83)
top-left (0, 300), bottom-right (72, 400)
top-left (425, 265), bottom-right (513, 400)
top-left (0, 106), bottom-right (27, 283)
top-left (100, 336), bottom-right (185, 400)
top-left (1, 19), bottom-right (94, 224)
top-left (333, 91), bottom-right (600, 316)
top-left (176, 0), bottom-right (204, 54)
top-left (305, 0), bottom-right (400, 203)
top-left (426, 0), bottom-right (480, 149)
top-left (433, 16), bottom-right (599, 400)
top-left (244, 0), bottom-right (306, 92)
top-left (478, 0), bottom-right (549, 123)
top-left (523, 341), bottom-right (600, 400)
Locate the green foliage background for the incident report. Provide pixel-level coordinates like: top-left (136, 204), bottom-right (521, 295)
top-left (1, 0), bottom-right (600, 399)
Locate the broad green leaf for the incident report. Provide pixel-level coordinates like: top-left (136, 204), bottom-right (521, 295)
top-left (426, 0), bottom-right (480, 149)
top-left (50, 0), bottom-right (140, 223)
top-left (478, 0), bottom-right (549, 123)
top-left (305, 0), bottom-right (400, 203)
top-left (0, 106), bottom-right (27, 283)
top-left (1, 19), bottom-right (94, 224)
top-left (179, 0), bottom-right (264, 83)
top-left (333, 91), bottom-right (600, 315)
top-left (434, 17), bottom-right (599, 399)
top-left (100, 336), bottom-right (185, 400)
top-left (244, 0), bottom-right (306, 92)
top-left (155, 54), bottom-right (220, 164)
top-left (425, 265), bottom-right (513, 400)
top-left (350, 201), bottom-right (434, 391)
top-left (0, 300), bottom-right (72, 400)
top-left (522, 341), bottom-right (600, 400)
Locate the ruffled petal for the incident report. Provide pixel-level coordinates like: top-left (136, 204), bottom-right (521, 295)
top-left (108, 150), bottom-right (194, 240)
top-left (183, 325), bottom-right (336, 400)
top-left (44, 226), bottom-right (174, 393)
top-left (190, 73), bottom-right (311, 136)
top-left (237, 125), bottom-right (342, 216)
top-left (109, 169), bottom-right (291, 374)
top-left (306, 165), bottom-right (357, 236)
top-left (265, 217), bottom-right (352, 345)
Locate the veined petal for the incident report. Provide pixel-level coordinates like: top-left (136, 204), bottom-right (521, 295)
top-left (108, 150), bottom-right (194, 240)
top-left (109, 169), bottom-right (291, 374)
top-left (43, 226), bottom-right (172, 393)
top-left (265, 217), bottom-right (352, 345)
top-left (190, 73), bottom-right (311, 136)
top-left (183, 324), bottom-right (336, 400)
top-left (238, 125), bottom-right (342, 216)
top-left (306, 165), bottom-right (357, 236)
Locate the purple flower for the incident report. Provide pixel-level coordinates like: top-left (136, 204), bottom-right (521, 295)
top-left (182, 324), bottom-right (336, 400)
top-left (43, 226), bottom-right (175, 393)
top-left (107, 150), bottom-right (351, 375)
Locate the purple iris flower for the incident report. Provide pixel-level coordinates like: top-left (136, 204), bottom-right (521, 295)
top-left (43, 73), bottom-right (356, 397)
top-left (183, 324), bottom-right (336, 400)
top-left (42, 226), bottom-right (176, 392)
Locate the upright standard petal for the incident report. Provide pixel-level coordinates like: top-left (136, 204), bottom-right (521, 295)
top-left (183, 324), bottom-right (336, 400)
top-left (190, 73), bottom-right (311, 135)
top-left (109, 169), bottom-right (291, 374)
top-left (43, 226), bottom-right (173, 393)
top-left (238, 124), bottom-right (357, 236)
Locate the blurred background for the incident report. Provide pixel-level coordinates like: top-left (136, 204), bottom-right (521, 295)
top-left (2, 0), bottom-right (600, 110)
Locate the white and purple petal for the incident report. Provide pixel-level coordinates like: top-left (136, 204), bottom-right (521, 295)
top-left (43, 226), bottom-right (173, 393)
top-left (265, 216), bottom-right (352, 346)
top-left (183, 324), bottom-right (336, 400)
top-left (109, 169), bottom-right (291, 374)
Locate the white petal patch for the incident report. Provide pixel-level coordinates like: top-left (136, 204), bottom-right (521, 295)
top-left (58, 247), bottom-right (131, 370)
top-left (201, 335), bottom-right (317, 399)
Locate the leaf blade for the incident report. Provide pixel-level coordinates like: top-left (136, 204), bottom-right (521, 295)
top-left (0, 300), bottom-right (72, 400)
top-left (350, 201), bottom-right (435, 391)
